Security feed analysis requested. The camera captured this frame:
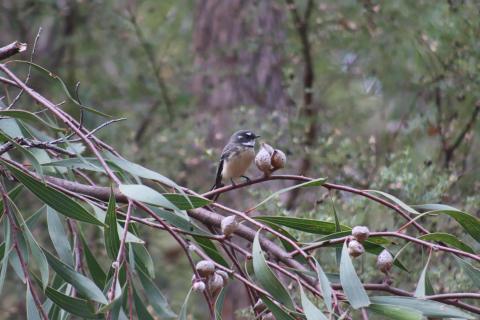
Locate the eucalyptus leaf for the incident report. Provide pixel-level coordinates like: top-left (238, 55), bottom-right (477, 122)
top-left (300, 285), bottom-right (328, 320)
top-left (45, 286), bottom-right (103, 319)
top-left (339, 241), bottom-right (370, 309)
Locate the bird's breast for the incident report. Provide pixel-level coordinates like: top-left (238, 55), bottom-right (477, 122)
top-left (222, 148), bottom-right (255, 179)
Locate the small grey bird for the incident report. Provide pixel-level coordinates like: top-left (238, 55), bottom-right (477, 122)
top-left (212, 130), bottom-right (260, 190)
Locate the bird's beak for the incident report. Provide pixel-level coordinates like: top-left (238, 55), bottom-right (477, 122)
top-left (254, 135), bottom-right (261, 139)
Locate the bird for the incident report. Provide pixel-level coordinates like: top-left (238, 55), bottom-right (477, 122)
top-left (212, 130), bottom-right (260, 191)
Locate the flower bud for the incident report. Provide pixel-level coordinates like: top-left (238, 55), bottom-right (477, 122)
top-left (208, 273), bottom-right (224, 296)
top-left (215, 270), bottom-right (229, 283)
top-left (352, 226), bottom-right (370, 243)
top-left (195, 260), bottom-right (215, 277)
top-left (192, 281), bottom-right (206, 292)
top-left (271, 149), bottom-right (286, 171)
top-left (348, 239), bottom-right (365, 258)
top-left (377, 249), bottom-right (393, 274)
top-left (255, 146), bottom-right (273, 175)
top-left (221, 215), bottom-right (238, 236)
top-left (111, 261), bottom-right (119, 269)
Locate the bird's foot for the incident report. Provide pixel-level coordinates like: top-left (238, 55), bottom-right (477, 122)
top-left (241, 175), bottom-right (251, 183)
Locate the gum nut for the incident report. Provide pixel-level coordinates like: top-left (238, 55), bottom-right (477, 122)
top-left (348, 239), bottom-right (365, 258)
top-left (352, 226), bottom-right (370, 242)
top-left (221, 215), bottom-right (238, 236)
top-left (253, 299), bottom-right (267, 313)
top-left (195, 260), bottom-right (215, 277)
top-left (192, 281), bottom-right (206, 292)
top-left (215, 270), bottom-right (229, 283)
top-left (208, 273), bottom-right (224, 293)
top-left (377, 249), bottom-right (393, 274)
top-left (255, 148), bottom-right (273, 173)
top-left (271, 149), bottom-right (286, 170)
top-left (261, 142), bottom-right (275, 155)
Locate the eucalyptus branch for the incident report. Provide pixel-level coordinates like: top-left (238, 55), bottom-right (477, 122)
top-left (0, 41), bottom-right (27, 61)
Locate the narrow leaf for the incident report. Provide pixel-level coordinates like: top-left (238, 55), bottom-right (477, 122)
top-left (368, 303), bottom-right (422, 320)
top-left (162, 193), bottom-right (211, 210)
top-left (45, 286), bottom-right (102, 319)
top-left (366, 190), bottom-right (419, 214)
top-left (137, 268), bottom-right (176, 318)
top-left (314, 259), bottom-right (333, 313)
top-left (419, 232), bottom-right (474, 254)
top-left (1, 161), bottom-right (103, 226)
top-left (26, 283), bottom-right (42, 320)
top-left (104, 190), bottom-right (120, 260)
top-left (119, 184), bottom-right (176, 210)
top-left (0, 110), bottom-right (66, 132)
top-left (44, 249), bottom-right (108, 304)
top-left (47, 208), bottom-right (74, 267)
top-left (339, 241), bottom-right (370, 309)
top-left (133, 285), bottom-right (154, 320)
top-left (178, 288), bottom-right (193, 320)
top-left (300, 285), bottom-right (328, 320)
top-left (79, 229), bottom-right (106, 288)
top-left (259, 295), bottom-right (296, 320)
top-left (455, 256), bottom-right (480, 288)
top-left (252, 231), bottom-right (294, 309)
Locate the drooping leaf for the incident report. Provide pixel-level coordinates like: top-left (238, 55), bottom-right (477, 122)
top-left (252, 231), bottom-right (294, 309)
top-left (314, 258), bottom-right (333, 313)
top-left (137, 268), bottom-right (176, 318)
top-left (0, 184), bottom-right (23, 220)
top-left (133, 285), bottom-right (154, 320)
top-left (45, 286), bottom-right (102, 319)
top-left (47, 208), bottom-right (74, 267)
top-left (91, 205), bottom-right (144, 244)
top-left (0, 118), bottom-right (23, 138)
top-left (44, 249), bottom-right (108, 304)
top-left (414, 253), bottom-right (431, 298)
top-left (424, 210), bottom-right (480, 243)
top-left (1, 160), bottom-right (103, 226)
top-left (418, 232), bottom-right (474, 254)
top-left (454, 256), bottom-right (480, 288)
top-left (0, 130), bottom-right (43, 176)
top-left (23, 223), bottom-right (49, 289)
top-left (79, 229), bottom-right (106, 288)
top-left (0, 219), bottom-right (11, 294)
top-left (250, 178), bottom-right (327, 211)
top-left (339, 241), bottom-right (370, 309)
top-left (42, 158), bottom-right (108, 173)
top-left (131, 243), bottom-right (155, 278)
top-left (300, 285), bottom-right (328, 320)
top-left (370, 296), bottom-right (475, 319)
top-left (368, 303), bottom-right (422, 320)
top-left (26, 283), bottom-right (42, 320)
top-left (178, 288), bottom-right (193, 320)
top-left (104, 190), bottom-right (120, 260)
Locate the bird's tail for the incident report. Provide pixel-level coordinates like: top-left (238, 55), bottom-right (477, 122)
top-left (207, 160), bottom-right (224, 200)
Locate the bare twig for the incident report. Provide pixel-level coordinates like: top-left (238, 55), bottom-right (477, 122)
top-left (0, 41), bottom-right (27, 61)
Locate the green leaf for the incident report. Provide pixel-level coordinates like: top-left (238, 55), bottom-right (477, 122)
top-left (104, 190), bottom-right (120, 260)
top-left (259, 295), bottom-right (296, 320)
top-left (339, 241), bottom-right (370, 309)
top-left (42, 158), bottom-right (108, 173)
top-left (366, 190), bottom-right (419, 214)
top-left (26, 283), bottom-right (42, 320)
top-left (370, 296), bottom-right (475, 319)
top-left (251, 178), bottom-right (327, 211)
top-left (119, 184), bottom-right (176, 210)
top-left (0, 219), bottom-right (11, 294)
top-left (132, 243), bottom-right (155, 278)
top-left (215, 288), bottom-right (226, 319)
top-left (368, 303), bottom-right (422, 320)
top-left (137, 268), bottom-right (176, 318)
top-left (331, 198), bottom-right (342, 266)
top-left (79, 229), bottom-right (106, 288)
top-left (0, 184), bottom-right (23, 220)
top-left (454, 256), bottom-right (480, 288)
top-left (300, 285), bottom-right (328, 320)
top-left (178, 288), bottom-right (193, 320)
top-left (47, 208), bottom-right (74, 267)
top-left (254, 216), bottom-right (349, 234)
top-left (1, 160), bottom-right (103, 226)
top-left (314, 259), bottom-right (333, 313)
top-left (0, 118), bottom-right (23, 138)
top-left (45, 286), bottom-right (102, 319)
top-left (23, 223), bottom-right (49, 290)
top-left (162, 193), bottom-right (211, 209)
top-left (0, 130), bottom-right (44, 177)
top-left (414, 253), bottom-right (431, 298)
top-left (91, 205), bottom-right (144, 244)
top-left (43, 249), bottom-right (108, 304)
top-left (0, 110), bottom-right (66, 132)
top-left (424, 210), bottom-right (480, 243)
top-left (252, 231), bottom-right (294, 309)
top-left (133, 285), bottom-right (154, 320)
top-left (418, 232), bottom-right (474, 254)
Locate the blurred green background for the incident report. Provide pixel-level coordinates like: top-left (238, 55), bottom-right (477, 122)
top-left (1, 0), bottom-right (479, 318)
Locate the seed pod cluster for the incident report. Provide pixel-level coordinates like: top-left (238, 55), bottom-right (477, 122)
top-left (255, 143), bottom-right (287, 176)
top-left (194, 259), bottom-right (229, 297)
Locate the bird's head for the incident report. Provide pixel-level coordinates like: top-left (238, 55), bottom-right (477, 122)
top-left (230, 130), bottom-right (260, 147)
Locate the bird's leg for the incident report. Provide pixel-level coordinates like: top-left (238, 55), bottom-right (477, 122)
top-left (241, 175), bottom-right (251, 183)
top-left (230, 178), bottom-right (236, 186)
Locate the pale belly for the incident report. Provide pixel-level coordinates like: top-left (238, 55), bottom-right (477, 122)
top-left (222, 148), bottom-right (255, 179)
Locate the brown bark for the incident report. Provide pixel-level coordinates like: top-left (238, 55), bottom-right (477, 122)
top-left (192, 0), bottom-right (291, 112)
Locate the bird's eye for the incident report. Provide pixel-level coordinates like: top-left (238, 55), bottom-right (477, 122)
top-left (246, 132), bottom-right (252, 136)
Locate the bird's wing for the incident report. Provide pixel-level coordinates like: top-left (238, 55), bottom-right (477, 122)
top-left (212, 158), bottom-right (224, 190)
